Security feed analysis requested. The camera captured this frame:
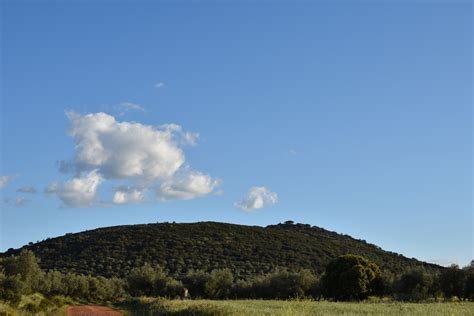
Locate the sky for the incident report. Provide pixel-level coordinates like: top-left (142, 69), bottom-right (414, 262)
top-left (0, 1), bottom-right (472, 267)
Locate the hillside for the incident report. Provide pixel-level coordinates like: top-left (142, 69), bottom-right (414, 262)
top-left (2, 221), bottom-right (440, 279)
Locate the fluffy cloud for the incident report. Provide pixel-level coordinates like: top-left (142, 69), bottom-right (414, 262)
top-left (235, 186), bottom-right (278, 212)
top-left (49, 112), bottom-right (219, 207)
top-left (65, 111), bottom-right (193, 180)
top-left (112, 187), bottom-right (145, 204)
top-left (158, 170), bottom-right (221, 201)
top-left (17, 186), bottom-right (37, 194)
top-left (0, 176), bottom-right (13, 190)
top-left (46, 170), bottom-right (102, 208)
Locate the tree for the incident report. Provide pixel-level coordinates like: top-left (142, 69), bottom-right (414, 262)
top-left (321, 254), bottom-right (381, 301)
top-left (205, 269), bottom-right (233, 299)
top-left (267, 269), bottom-right (317, 299)
top-left (126, 263), bottom-right (182, 297)
top-left (395, 267), bottom-right (433, 301)
top-left (183, 270), bottom-right (211, 298)
top-left (463, 261), bottom-right (474, 300)
top-left (0, 249), bottom-right (43, 294)
top-left (126, 263), bottom-right (156, 297)
top-left (439, 265), bottom-right (466, 300)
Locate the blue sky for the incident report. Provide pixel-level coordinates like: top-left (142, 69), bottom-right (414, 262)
top-left (1, 1), bottom-right (472, 266)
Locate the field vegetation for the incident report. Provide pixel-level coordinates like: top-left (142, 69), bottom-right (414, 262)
top-left (118, 298), bottom-right (474, 316)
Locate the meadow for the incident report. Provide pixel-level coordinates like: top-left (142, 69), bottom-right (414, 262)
top-left (118, 298), bottom-right (474, 316)
top-left (1, 296), bottom-right (473, 315)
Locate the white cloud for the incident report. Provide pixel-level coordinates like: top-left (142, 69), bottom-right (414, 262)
top-left (289, 149), bottom-right (297, 155)
top-left (158, 170), bottom-right (221, 201)
top-left (160, 123), bottom-right (199, 146)
top-left (17, 186), bottom-right (37, 194)
top-left (235, 186), bottom-right (278, 212)
top-left (46, 170), bottom-right (102, 208)
top-left (155, 82), bottom-right (165, 88)
top-left (0, 176), bottom-right (13, 190)
top-left (112, 186), bottom-right (145, 204)
top-left (65, 111), bottom-right (190, 180)
top-left (116, 102), bottom-right (145, 116)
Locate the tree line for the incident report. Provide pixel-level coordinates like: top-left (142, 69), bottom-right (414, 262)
top-left (1, 250), bottom-right (473, 307)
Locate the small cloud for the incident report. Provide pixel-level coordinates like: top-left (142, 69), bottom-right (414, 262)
top-left (235, 186), bottom-right (278, 212)
top-left (155, 82), bottom-right (165, 88)
top-left (289, 149), bottom-right (297, 155)
top-left (160, 123), bottom-right (199, 146)
top-left (116, 102), bottom-right (145, 116)
top-left (3, 196), bottom-right (28, 207)
top-left (112, 186), bottom-right (146, 205)
top-left (14, 197), bottom-right (28, 207)
top-left (158, 170), bottom-right (221, 201)
top-left (0, 175), bottom-right (14, 190)
top-left (17, 186), bottom-right (37, 194)
top-left (427, 258), bottom-right (460, 267)
top-left (46, 170), bottom-right (102, 208)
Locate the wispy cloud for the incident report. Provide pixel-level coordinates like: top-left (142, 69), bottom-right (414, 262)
top-left (17, 186), bottom-right (37, 194)
top-left (155, 82), bottom-right (165, 88)
top-left (0, 175), bottom-right (14, 190)
top-left (116, 102), bottom-right (145, 116)
top-left (14, 197), bottom-right (28, 207)
top-left (3, 196), bottom-right (29, 207)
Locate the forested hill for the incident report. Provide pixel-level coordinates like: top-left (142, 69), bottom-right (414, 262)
top-left (2, 221), bottom-right (440, 279)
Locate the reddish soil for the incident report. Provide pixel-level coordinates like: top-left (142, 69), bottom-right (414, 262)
top-left (66, 305), bottom-right (123, 316)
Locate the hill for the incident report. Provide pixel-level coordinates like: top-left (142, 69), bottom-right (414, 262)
top-left (1, 221), bottom-right (440, 279)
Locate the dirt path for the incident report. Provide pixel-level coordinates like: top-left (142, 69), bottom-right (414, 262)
top-left (66, 305), bottom-right (123, 316)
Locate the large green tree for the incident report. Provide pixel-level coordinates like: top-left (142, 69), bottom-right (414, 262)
top-left (321, 254), bottom-right (381, 301)
top-left (439, 265), bottom-right (467, 300)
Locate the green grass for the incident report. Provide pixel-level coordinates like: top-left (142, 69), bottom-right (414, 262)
top-left (118, 298), bottom-right (474, 316)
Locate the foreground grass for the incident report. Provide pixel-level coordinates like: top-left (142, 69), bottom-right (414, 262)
top-left (0, 294), bottom-right (73, 316)
top-left (119, 298), bottom-right (474, 316)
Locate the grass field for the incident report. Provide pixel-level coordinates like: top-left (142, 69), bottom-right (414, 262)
top-left (119, 298), bottom-right (474, 316)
